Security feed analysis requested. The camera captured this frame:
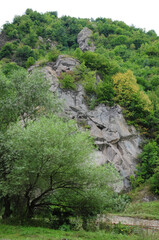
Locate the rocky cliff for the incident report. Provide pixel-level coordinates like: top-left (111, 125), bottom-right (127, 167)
top-left (28, 28), bottom-right (143, 192)
top-left (41, 56), bottom-right (143, 192)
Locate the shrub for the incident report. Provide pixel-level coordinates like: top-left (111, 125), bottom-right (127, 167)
top-left (96, 78), bottom-right (114, 105)
top-left (82, 71), bottom-right (96, 94)
top-left (47, 47), bottom-right (60, 62)
top-left (1, 62), bottom-right (21, 76)
top-left (112, 222), bottom-right (135, 235)
top-left (0, 43), bottom-right (15, 59)
top-left (136, 141), bottom-right (159, 182)
top-left (26, 56), bottom-right (35, 68)
top-left (59, 71), bottom-right (76, 90)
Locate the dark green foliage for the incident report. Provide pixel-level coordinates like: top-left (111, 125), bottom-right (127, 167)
top-left (1, 62), bottom-right (22, 76)
top-left (82, 51), bottom-right (111, 75)
top-left (150, 167), bottom-right (159, 194)
top-left (96, 78), bottom-right (114, 105)
top-left (26, 57), bottom-right (35, 68)
top-left (47, 47), bottom-right (61, 62)
top-left (59, 71), bottom-right (76, 90)
top-left (0, 43), bottom-right (15, 59)
top-left (3, 23), bottom-right (18, 39)
top-left (135, 141), bottom-right (159, 184)
top-left (15, 45), bottom-right (35, 67)
top-left (82, 71), bottom-right (97, 94)
top-left (21, 30), bottom-right (38, 48)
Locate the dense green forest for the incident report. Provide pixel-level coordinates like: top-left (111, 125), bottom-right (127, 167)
top-left (0, 9), bottom-right (159, 234)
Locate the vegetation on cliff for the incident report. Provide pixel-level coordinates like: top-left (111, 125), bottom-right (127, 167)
top-left (0, 8), bottom-right (159, 232)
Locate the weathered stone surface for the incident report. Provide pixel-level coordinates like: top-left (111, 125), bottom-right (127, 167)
top-left (103, 215), bottom-right (159, 230)
top-left (40, 61), bottom-right (143, 192)
top-left (77, 27), bottom-right (96, 52)
top-left (43, 66), bottom-right (59, 92)
top-left (55, 55), bottom-right (80, 75)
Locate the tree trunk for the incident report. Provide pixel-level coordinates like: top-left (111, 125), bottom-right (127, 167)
top-left (82, 217), bottom-right (88, 230)
top-left (26, 204), bottom-right (34, 219)
top-left (2, 195), bottom-right (12, 219)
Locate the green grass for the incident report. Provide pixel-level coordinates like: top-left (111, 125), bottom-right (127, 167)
top-left (0, 223), bottom-right (156, 240)
top-left (119, 201), bottom-right (159, 220)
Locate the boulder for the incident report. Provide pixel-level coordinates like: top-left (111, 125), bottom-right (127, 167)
top-left (77, 27), bottom-right (96, 52)
top-left (55, 55), bottom-right (80, 75)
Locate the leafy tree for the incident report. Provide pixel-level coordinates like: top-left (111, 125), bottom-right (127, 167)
top-left (1, 62), bottom-right (22, 76)
top-left (113, 70), bottom-right (153, 125)
top-left (150, 164), bottom-right (159, 194)
top-left (113, 45), bottom-right (130, 61)
top-left (0, 115), bottom-right (120, 220)
top-left (21, 29), bottom-right (38, 48)
top-left (109, 35), bottom-right (129, 47)
top-left (82, 71), bottom-right (97, 94)
top-left (0, 68), bottom-right (60, 131)
top-left (96, 78), bottom-right (114, 105)
top-left (0, 68), bottom-right (61, 219)
top-left (3, 23), bottom-right (17, 39)
top-left (18, 15), bottom-right (33, 35)
top-left (149, 87), bottom-right (159, 118)
top-left (82, 51), bottom-right (111, 75)
top-left (0, 42), bottom-right (15, 59)
top-left (15, 45), bottom-right (35, 67)
top-left (136, 141), bottom-right (159, 184)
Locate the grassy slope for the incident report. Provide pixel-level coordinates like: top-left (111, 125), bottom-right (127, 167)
top-left (115, 185), bottom-right (159, 220)
top-left (118, 201), bottom-right (159, 220)
top-left (0, 223), bottom-right (154, 240)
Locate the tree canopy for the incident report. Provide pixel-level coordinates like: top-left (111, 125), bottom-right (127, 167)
top-left (0, 115), bottom-right (120, 220)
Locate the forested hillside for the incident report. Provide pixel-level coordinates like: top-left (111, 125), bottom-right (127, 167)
top-left (0, 9), bottom-right (159, 231)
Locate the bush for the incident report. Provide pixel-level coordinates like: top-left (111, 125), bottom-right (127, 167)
top-left (96, 78), bottom-right (114, 105)
top-left (59, 71), bottom-right (76, 90)
top-left (0, 43), bottom-right (15, 59)
top-left (150, 166), bottom-right (159, 194)
top-left (26, 56), bottom-right (35, 68)
top-left (82, 51), bottom-right (111, 75)
top-left (47, 47), bottom-right (60, 62)
top-left (136, 141), bottom-right (159, 182)
top-left (105, 193), bottom-right (131, 213)
top-left (112, 222), bottom-right (135, 235)
top-left (1, 62), bottom-right (21, 76)
top-left (15, 45), bottom-right (35, 66)
top-left (82, 71), bottom-right (96, 94)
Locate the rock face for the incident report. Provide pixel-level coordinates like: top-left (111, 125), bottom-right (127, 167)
top-left (55, 55), bottom-right (80, 75)
top-left (43, 59), bottom-right (142, 192)
top-left (77, 27), bottom-right (96, 52)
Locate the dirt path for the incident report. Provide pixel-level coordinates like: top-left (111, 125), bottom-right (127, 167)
top-left (101, 215), bottom-right (159, 230)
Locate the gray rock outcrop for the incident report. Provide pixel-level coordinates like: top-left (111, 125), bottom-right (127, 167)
top-left (42, 58), bottom-right (142, 192)
top-left (55, 55), bottom-right (80, 75)
top-left (77, 27), bottom-right (96, 52)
